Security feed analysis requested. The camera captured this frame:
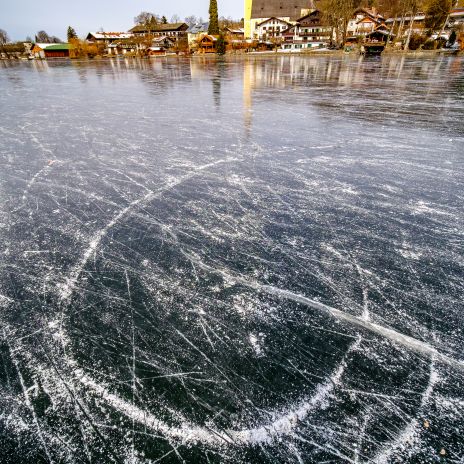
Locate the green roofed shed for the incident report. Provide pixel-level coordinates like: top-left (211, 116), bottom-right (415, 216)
top-left (43, 43), bottom-right (72, 58)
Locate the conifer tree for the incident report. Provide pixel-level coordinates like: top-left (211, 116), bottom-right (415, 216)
top-left (67, 26), bottom-right (77, 41)
top-left (208, 0), bottom-right (219, 35)
top-left (216, 34), bottom-right (226, 54)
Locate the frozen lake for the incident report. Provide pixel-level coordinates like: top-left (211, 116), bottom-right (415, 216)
top-left (0, 55), bottom-right (463, 463)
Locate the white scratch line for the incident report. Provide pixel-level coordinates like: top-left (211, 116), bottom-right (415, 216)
top-left (184, 252), bottom-right (464, 374)
top-left (59, 158), bottom-right (237, 302)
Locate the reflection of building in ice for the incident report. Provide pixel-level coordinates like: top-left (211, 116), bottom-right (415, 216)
top-left (336, 56), bottom-right (366, 87)
top-left (243, 61), bottom-right (253, 136)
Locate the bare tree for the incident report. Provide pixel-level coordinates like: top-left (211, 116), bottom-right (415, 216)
top-left (219, 16), bottom-right (241, 29)
top-left (425, 0), bottom-right (453, 34)
top-left (134, 12), bottom-right (159, 26)
top-left (403, 0), bottom-right (424, 50)
top-left (171, 14), bottom-right (181, 23)
top-left (320, 0), bottom-right (356, 45)
top-left (35, 30), bottom-right (51, 43)
top-left (0, 29), bottom-right (9, 46)
top-left (184, 15), bottom-right (199, 27)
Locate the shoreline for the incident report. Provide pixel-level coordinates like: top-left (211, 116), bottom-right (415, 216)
top-left (1, 48), bottom-right (462, 62)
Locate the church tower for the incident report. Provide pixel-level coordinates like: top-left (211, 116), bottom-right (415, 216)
top-left (244, 0), bottom-right (253, 39)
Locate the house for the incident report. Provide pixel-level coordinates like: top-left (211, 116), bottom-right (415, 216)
top-left (31, 43), bottom-right (71, 58)
top-left (256, 17), bottom-right (292, 41)
top-left (347, 9), bottom-right (385, 38)
top-left (385, 14), bottom-right (426, 37)
top-left (107, 42), bottom-right (137, 55)
top-left (43, 44), bottom-right (71, 58)
top-left (198, 35), bottom-right (218, 53)
top-left (244, 0), bottom-right (316, 38)
top-left (86, 32), bottom-right (133, 44)
top-left (224, 27), bottom-right (245, 39)
top-left (129, 22), bottom-right (189, 40)
top-left (152, 36), bottom-right (176, 49)
top-left (281, 10), bottom-right (332, 50)
top-left (147, 46), bottom-right (167, 56)
top-left (449, 8), bottom-right (464, 27)
top-left (364, 30), bottom-right (394, 43)
top-left (188, 22), bottom-right (209, 47)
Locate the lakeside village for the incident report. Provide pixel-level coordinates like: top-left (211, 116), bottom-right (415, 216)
top-left (1, 0), bottom-right (464, 60)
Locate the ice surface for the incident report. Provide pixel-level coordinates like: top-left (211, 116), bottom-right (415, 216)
top-left (0, 55), bottom-right (463, 463)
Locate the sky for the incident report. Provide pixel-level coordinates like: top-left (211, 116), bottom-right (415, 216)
top-left (2, 0), bottom-right (244, 41)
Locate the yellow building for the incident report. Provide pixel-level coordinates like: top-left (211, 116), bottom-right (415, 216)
top-left (244, 0), bottom-right (315, 38)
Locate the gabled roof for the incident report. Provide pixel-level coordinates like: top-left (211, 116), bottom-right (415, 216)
top-left (87, 32), bottom-right (133, 40)
top-left (257, 17), bottom-right (292, 27)
top-left (200, 34), bottom-right (218, 42)
top-left (188, 22), bottom-right (209, 33)
top-left (225, 27), bottom-right (245, 34)
top-left (356, 17), bottom-right (379, 25)
top-left (354, 8), bottom-right (385, 21)
top-left (33, 43), bottom-right (54, 50)
top-left (296, 10), bottom-right (325, 24)
top-left (365, 29), bottom-right (394, 38)
top-left (129, 22), bottom-right (188, 33)
top-left (153, 36), bottom-right (176, 43)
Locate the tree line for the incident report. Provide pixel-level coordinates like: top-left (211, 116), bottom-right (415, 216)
top-left (319, 0), bottom-right (456, 49)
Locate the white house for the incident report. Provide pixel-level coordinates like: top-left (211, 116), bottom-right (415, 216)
top-left (347, 9), bottom-right (385, 38)
top-left (256, 17), bottom-right (292, 41)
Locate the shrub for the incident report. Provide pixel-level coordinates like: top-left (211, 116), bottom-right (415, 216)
top-left (408, 34), bottom-right (426, 50)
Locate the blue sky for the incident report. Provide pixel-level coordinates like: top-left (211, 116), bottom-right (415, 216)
top-left (2, 0), bottom-right (244, 41)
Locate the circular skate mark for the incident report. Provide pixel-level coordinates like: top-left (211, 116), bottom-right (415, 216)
top-left (55, 161), bottom-right (358, 447)
top-left (51, 160), bottom-right (449, 454)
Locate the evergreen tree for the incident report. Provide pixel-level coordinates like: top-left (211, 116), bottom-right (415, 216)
top-left (208, 0), bottom-right (219, 35)
top-left (67, 26), bottom-right (77, 41)
top-left (216, 34), bottom-right (226, 54)
top-left (161, 16), bottom-right (168, 24)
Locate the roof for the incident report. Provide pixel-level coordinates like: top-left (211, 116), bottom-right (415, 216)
top-left (34, 43), bottom-right (54, 50)
top-left (357, 17), bottom-right (378, 24)
top-left (42, 43), bottom-right (71, 51)
top-left (297, 10), bottom-right (325, 23)
top-left (87, 32), bottom-right (133, 40)
top-left (386, 14), bottom-right (425, 23)
top-left (250, 0), bottom-right (316, 20)
top-left (257, 17), bottom-right (292, 27)
top-left (450, 8), bottom-right (464, 17)
top-left (354, 8), bottom-right (384, 20)
top-left (225, 27), bottom-right (245, 33)
top-left (129, 22), bottom-right (188, 33)
top-left (366, 30), bottom-right (393, 37)
top-left (153, 36), bottom-right (175, 43)
top-left (188, 22), bottom-right (209, 33)
top-left (201, 35), bottom-right (218, 42)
